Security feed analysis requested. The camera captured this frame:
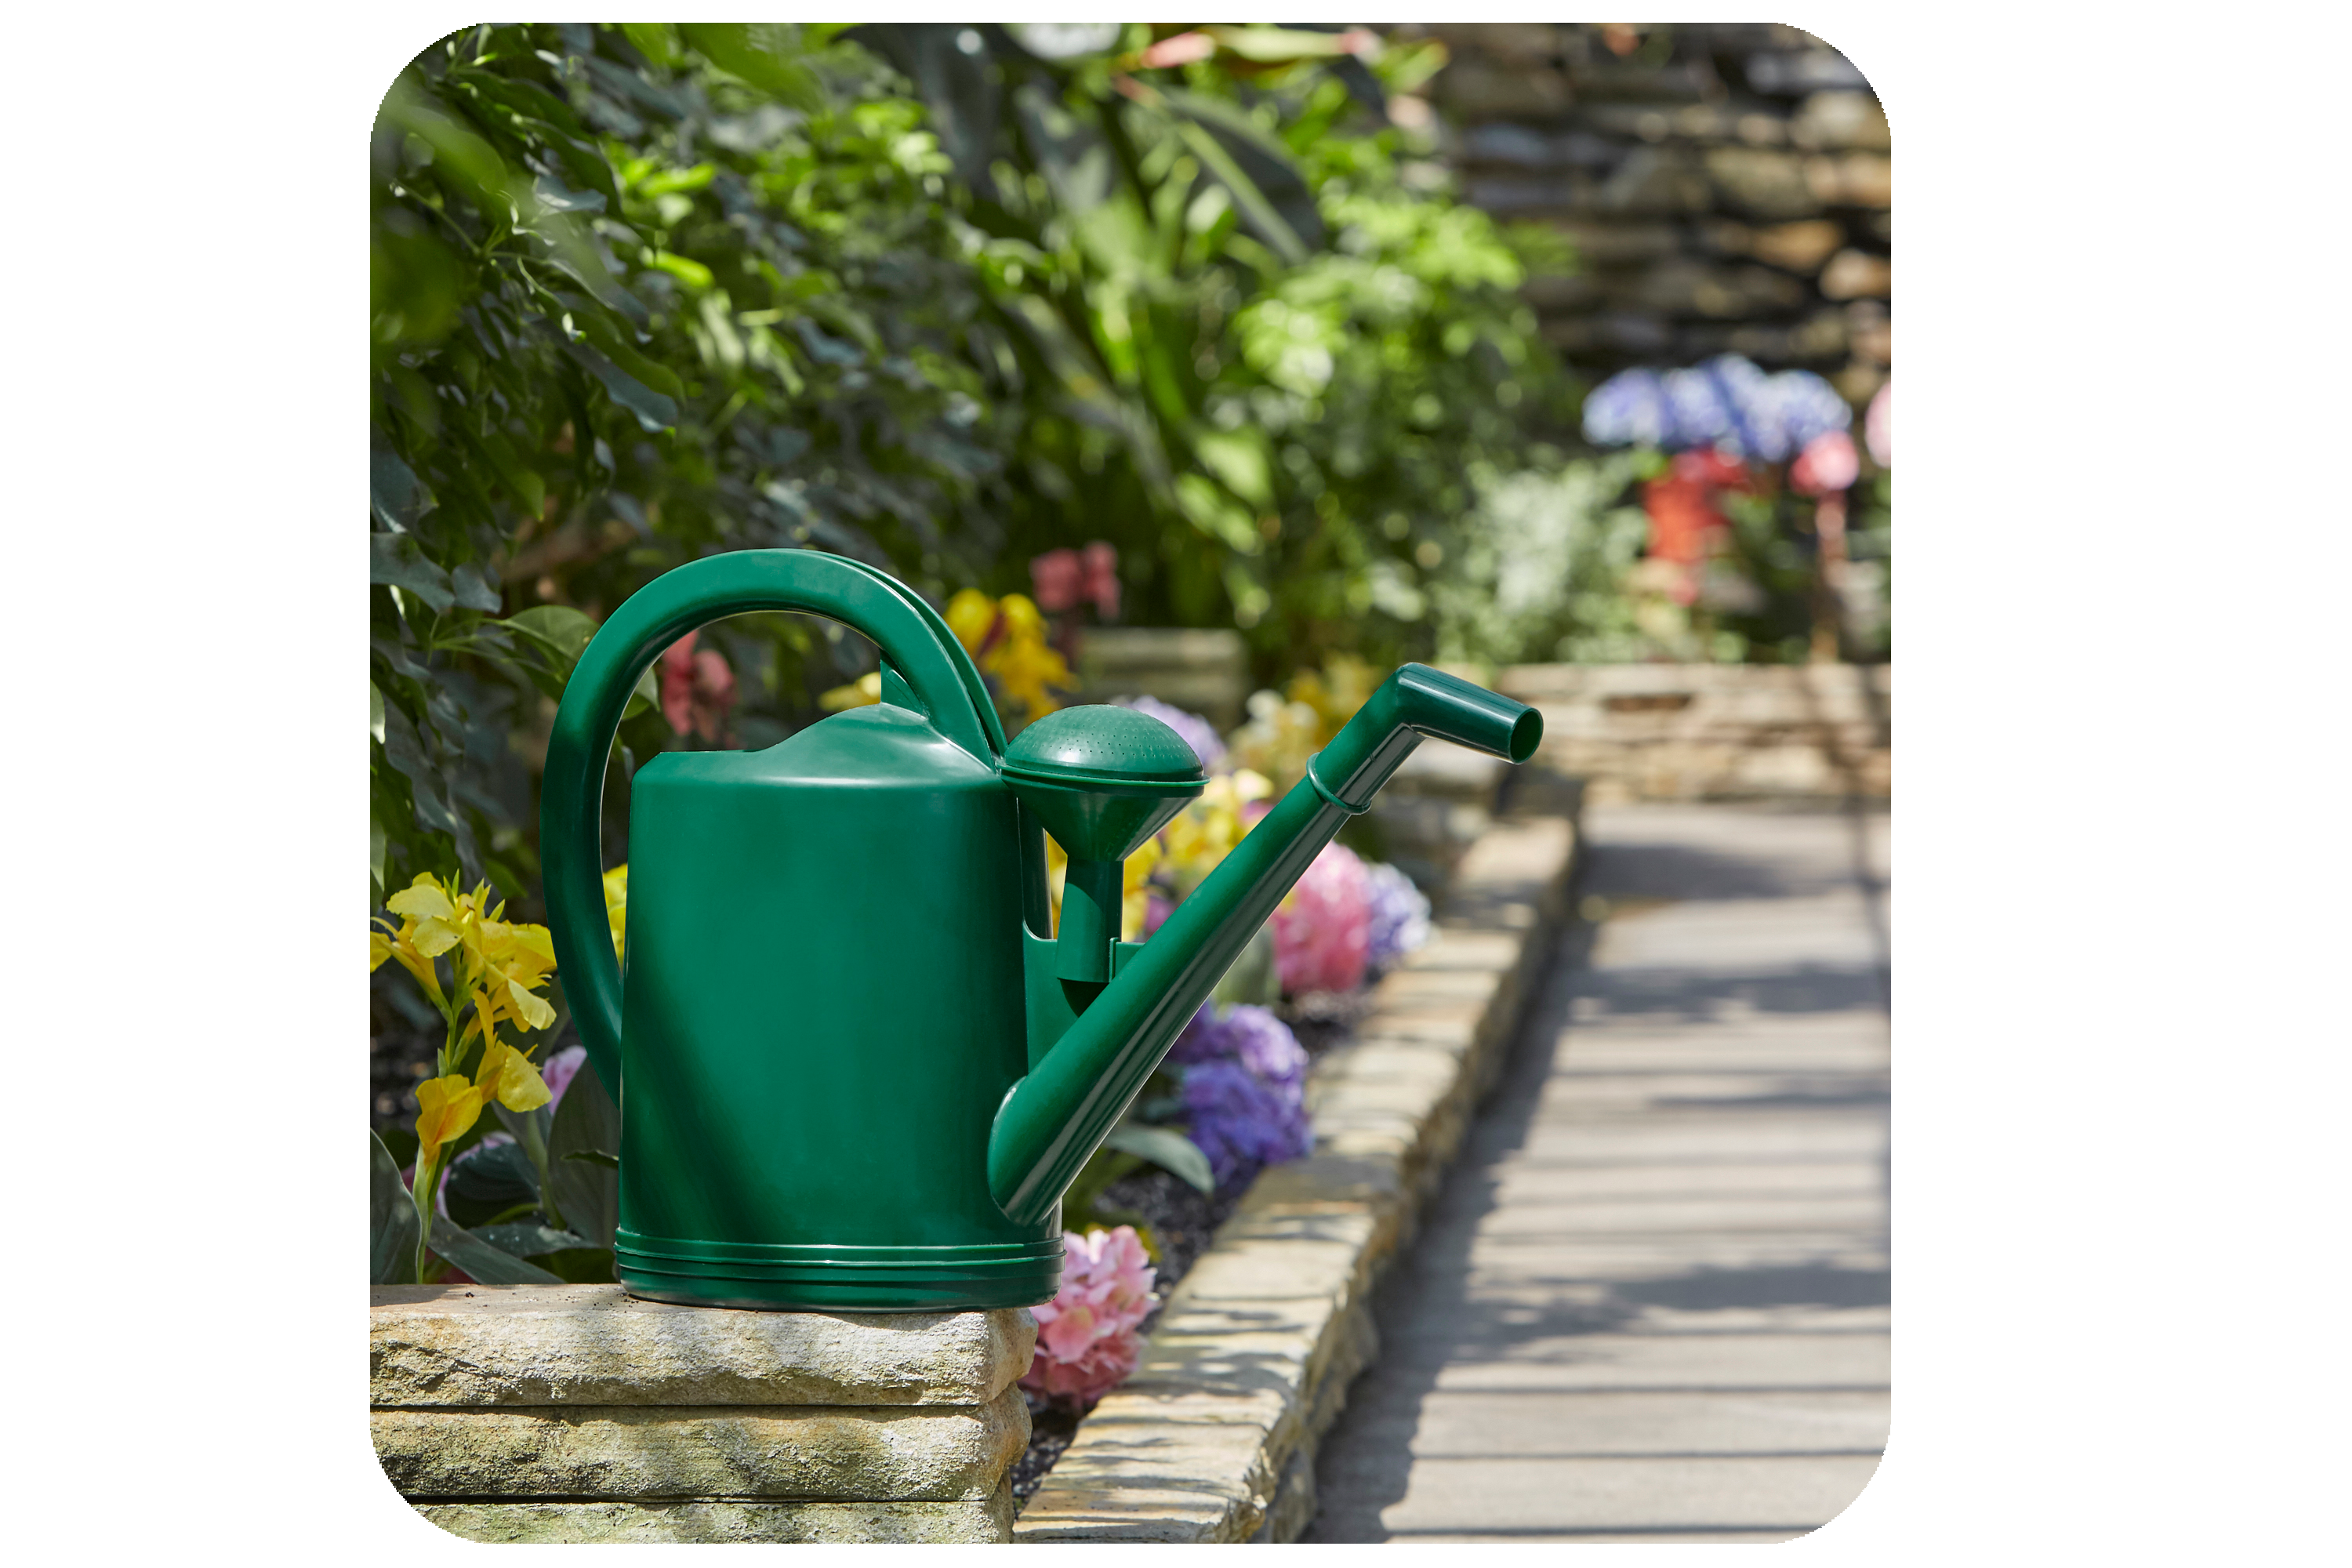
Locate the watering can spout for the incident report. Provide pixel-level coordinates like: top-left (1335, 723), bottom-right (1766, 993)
top-left (985, 664), bottom-right (1542, 1225)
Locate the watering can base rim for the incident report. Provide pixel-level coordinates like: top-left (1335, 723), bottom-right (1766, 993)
top-left (615, 1231), bottom-right (1064, 1312)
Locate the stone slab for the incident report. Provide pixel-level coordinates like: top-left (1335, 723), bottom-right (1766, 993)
top-left (374, 1382), bottom-right (1026, 1501)
top-left (415, 1479), bottom-right (1015, 1543)
top-left (369, 1286), bottom-right (1034, 1407)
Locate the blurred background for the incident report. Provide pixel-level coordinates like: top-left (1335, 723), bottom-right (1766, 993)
top-left (370, 22), bottom-right (1890, 1116)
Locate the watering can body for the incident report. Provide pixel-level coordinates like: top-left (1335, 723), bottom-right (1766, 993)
top-left (618, 706), bottom-right (1057, 1309)
top-left (541, 549), bottom-right (1542, 1312)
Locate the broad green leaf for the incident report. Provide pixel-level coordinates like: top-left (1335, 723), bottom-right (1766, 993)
top-left (548, 1058), bottom-right (620, 1249)
top-left (681, 24), bottom-right (826, 111)
top-left (503, 604), bottom-right (599, 666)
top-left (565, 340), bottom-right (678, 432)
top-left (369, 682), bottom-right (386, 745)
top-left (450, 564), bottom-right (503, 612)
top-left (1195, 430), bottom-right (1273, 508)
top-left (426, 1212), bottom-right (564, 1284)
top-left (475, 1222), bottom-right (594, 1258)
top-left (371, 1131), bottom-right (421, 1285)
top-left (370, 449), bottom-right (434, 532)
top-left (371, 532), bottom-right (456, 612)
top-left (1104, 1122), bottom-right (1215, 1194)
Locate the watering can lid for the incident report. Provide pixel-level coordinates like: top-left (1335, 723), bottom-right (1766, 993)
top-left (1000, 704), bottom-right (1207, 789)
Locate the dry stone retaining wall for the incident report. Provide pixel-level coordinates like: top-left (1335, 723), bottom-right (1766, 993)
top-left (1405, 22), bottom-right (1890, 401)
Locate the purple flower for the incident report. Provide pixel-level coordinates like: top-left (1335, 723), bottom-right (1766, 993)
top-left (1168, 1003), bottom-right (1306, 1088)
top-left (1113, 695), bottom-right (1227, 772)
top-left (1182, 1058), bottom-right (1311, 1185)
top-left (543, 1044), bottom-right (588, 1109)
top-left (1364, 862), bottom-right (1432, 973)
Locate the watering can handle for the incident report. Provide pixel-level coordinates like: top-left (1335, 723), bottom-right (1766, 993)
top-left (539, 550), bottom-right (1001, 1095)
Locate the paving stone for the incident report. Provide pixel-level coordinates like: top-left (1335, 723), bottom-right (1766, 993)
top-left (1308, 803), bottom-right (1889, 1542)
top-left (370, 1286), bottom-right (1035, 1407)
top-left (374, 1382), bottom-right (1027, 1501)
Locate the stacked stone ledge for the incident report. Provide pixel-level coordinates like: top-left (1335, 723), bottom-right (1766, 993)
top-left (370, 1286), bottom-right (1035, 1543)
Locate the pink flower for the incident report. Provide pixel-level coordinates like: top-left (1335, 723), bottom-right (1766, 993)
top-left (1270, 841), bottom-right (1373, 996)
top-left (1865, 382), bottom-right (1891, 467)
top-left (1029, 542), bottom-right (1120, 619)
top-left (1022, 1226), bottom-right (1156, 1408)
top-left (1031, 549), bottom-right (1082, 613)
top-left (1790, 430), bottom-right (1860, 496)
top-left (659, 631), bottom-right (738, 743)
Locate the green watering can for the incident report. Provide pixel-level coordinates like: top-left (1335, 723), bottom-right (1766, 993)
top-left (542, 550), bottom-right (1542, 1312)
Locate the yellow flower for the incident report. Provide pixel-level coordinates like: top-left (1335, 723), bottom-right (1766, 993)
top-left (474, 1039), bottom-right (550, 1114)
top-left (987, 632), bottom-right (1072, 724)
top-left (996, 592), bottom-right (1047, 641)
top-left (945, 588), bottom-right (998, 654)
top-left (1041, 833), bottom-right (1164, 941)
top-left (819, 671), bottom-right (883, 710)
top-left (942, 587), bottom-right (1073, 728)
top-left (370, 873), bottom-right (455, 1007)
top-left (1121, 837), bottom-right (1161, 940)
top-left (1157, 769), bottom-right (1272, 895)
top-left (415, 1073), bottom-right (488, 1167)
top-left (603, 865), bottom-right (629, 961)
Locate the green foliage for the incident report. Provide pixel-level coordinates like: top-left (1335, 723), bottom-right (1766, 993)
top-left (855, 24), bottom-right (1580, 673)
top-left (368, 22), bottom-right (1606, 921)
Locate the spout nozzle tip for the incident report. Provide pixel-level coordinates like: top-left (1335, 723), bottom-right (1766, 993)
top-left (1508, 706), bottom-right (1543, 764)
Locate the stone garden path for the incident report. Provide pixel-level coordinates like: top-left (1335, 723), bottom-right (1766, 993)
top-left (1306, 802), bottom-right (1890, 1543)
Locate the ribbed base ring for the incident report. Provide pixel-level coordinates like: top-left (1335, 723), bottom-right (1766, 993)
top-left (614, 1230), bottom-right (1065, 1313)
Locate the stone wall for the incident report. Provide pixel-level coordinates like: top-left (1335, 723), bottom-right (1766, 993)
top-left (1402, 23), bottom-right (1890, 405)
top-left (372, 1287), bottom-right (1036, 1543)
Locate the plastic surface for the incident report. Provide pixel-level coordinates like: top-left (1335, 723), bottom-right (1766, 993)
top-left (539, 550), bottom-right (1541, 1310)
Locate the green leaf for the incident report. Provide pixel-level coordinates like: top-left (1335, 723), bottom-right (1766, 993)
top-left (564, 339), bottom-right (678, 432)
top-left (371, 1131), bottom-right (421, 1285)
top-left (1105, 1122), bottom-right (1215, 1194)
top-left (371, 532), bottom-right (456, 612)
top-left (503, 604), bottom-right (600, 665)
top-left (561, 1149), bottom-right (621, 1171)
top-left (371, 449), bottom-right (435, 531)
top-left (426, 1212), bottom-right (564, 1285)
top-left (681, 23), bottom-right (826, 112)
top-left (369, 682), bottom-right (387, 745)
top-left (548, 1058), bottom-right (620, 1248)
top-left (450, 564), bottom-right (503, 612)
top-left (475, 1223), bottom-right (594, 1258)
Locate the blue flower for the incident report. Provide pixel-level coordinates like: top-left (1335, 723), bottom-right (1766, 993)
top-left (1584, 354), bottom-right (1851, 463)
top-left (1363, 862), bottom-right (1432, 974)
top-left (1112, 695), bottom-right (1227, 772)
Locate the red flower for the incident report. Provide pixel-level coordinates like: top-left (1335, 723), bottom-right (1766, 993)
top-left (659, 631), bottom-right (738, 744)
